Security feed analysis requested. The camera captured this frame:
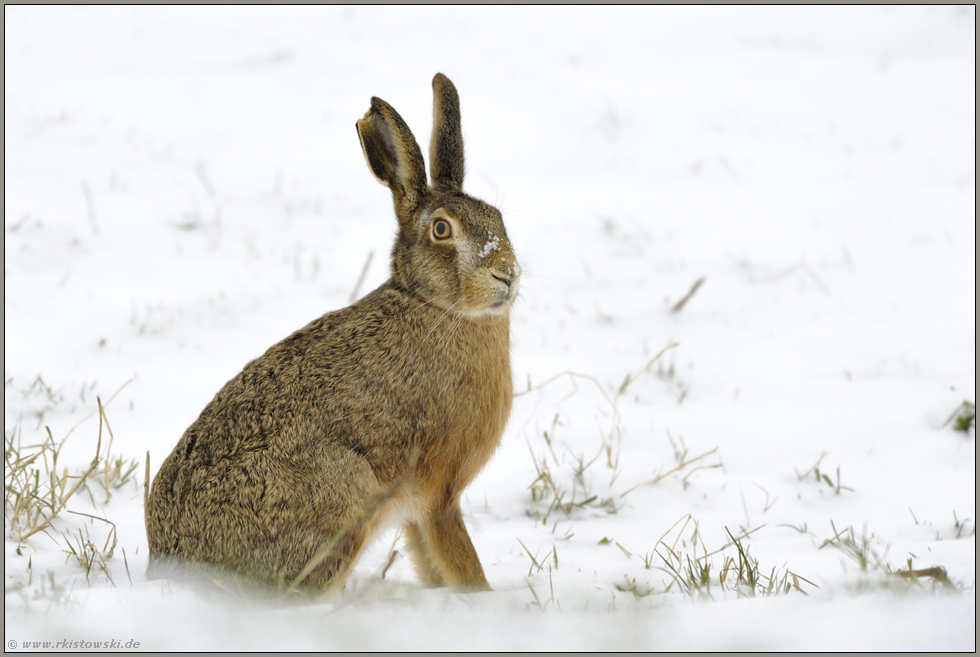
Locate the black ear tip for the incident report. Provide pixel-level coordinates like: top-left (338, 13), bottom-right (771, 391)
top-left (433, 73), bottom-right (455, 91)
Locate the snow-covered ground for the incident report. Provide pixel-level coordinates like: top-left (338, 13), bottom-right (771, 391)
top-left (5, 6), bottom-right (975, 651)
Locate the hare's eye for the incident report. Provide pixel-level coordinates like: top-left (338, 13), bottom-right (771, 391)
top-left (432, 219), bottom-right (453, 240)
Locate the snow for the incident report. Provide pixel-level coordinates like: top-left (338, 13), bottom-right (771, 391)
top-left (4, 5), bottom-right (975, 652)
top-left (478, 232), bottom-right (500, 259)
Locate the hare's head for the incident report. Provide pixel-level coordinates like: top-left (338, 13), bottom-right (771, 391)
top-left (356, 74), bottom-right (520, 319)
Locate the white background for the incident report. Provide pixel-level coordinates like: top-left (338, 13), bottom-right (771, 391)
top-left (5, 6), bottom-right (975, 651)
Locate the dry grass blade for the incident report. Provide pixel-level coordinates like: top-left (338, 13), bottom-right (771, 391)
top-left (671, 277), bottom-right (704, 313)
top-left (287, 527), bottom-right (350, 593)
top-left (515, 343), bottom-right (679, 402)
top-left (144, 451), bottom-right (151, 511)
top-left (516, 343), bottom-right (680, 480)
top-left (349, 250), bottom-right (374, 303)
top-left (893, 566), bottom-right (956, 590)
top-left (380, 549), bottom-right (400, 580)
top-left (123, 547), bottom-right (133, 586)
top-left (517, 538), bottom-right (547, 576)
top-left (650, 446), bottom-right (720, 485)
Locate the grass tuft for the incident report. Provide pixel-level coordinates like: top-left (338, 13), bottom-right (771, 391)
top-left (5, 382), bottom-right (137, 589)
top-left (944, 400), bottom-right (975, 434)
top-left (819, 521), bottom-right (961, 593)
top-left (650, 515), bottom-right (815, 600)
top-left (5, 395), bottom-right (125, 543)
top-left (62, 524), bottom-right (116, 587)
top-left (524, 416), bottom-right (616, 525)
top-left (795, 452), bottom-right (853, 495)
top-left (615, 576), bottom-right (654, 599)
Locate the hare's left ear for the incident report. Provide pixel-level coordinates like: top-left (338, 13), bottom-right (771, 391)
top-left (429, 73), bottom-right (465, 193)
top-left (357, 96), bottom-right (428, 224)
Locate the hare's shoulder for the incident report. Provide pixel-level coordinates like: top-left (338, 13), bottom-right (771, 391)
top-left (241, 281), bottom-right (404, 376)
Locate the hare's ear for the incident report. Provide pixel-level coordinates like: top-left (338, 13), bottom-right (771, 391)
top-left (429, 73), bottom-right (465, 193)
top-left (356, 97), bottom-right (427, 221)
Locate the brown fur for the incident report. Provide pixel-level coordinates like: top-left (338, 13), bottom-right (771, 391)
top-left (145, 74), bottom-right (520, 592)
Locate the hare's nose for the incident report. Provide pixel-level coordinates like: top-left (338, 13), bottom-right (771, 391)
top-left (492, 274), bottom-right (512, 288)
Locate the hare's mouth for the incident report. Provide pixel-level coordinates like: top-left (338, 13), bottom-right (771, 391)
top-left (499, 283), bottom-right (520, 306)
top-left (467, 288), bottom-right (514, 318)
top-left (483, 278), bottom-right (519, 314)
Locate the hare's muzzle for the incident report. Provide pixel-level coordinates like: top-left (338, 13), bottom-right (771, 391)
top-left (490, 269), bottom-right (520, 309)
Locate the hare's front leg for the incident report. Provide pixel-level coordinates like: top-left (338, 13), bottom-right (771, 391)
top-left (411, 504), bottom-right (491, 591)
top-left (404, 522), bottom-right (446, 587)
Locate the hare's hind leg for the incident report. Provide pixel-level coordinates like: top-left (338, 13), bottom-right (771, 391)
top-left (417, 504), bottom-right (491, 591)
top-left (278, 520), bottom-right (373, 594)
top-left (282, 450), bottom-right (387, 592)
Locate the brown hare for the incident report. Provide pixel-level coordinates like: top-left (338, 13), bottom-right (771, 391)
top-left (146, 73), bottom-right (520, 593)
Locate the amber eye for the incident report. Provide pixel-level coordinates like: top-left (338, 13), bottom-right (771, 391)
top-left (432, 218), bottom-right (453, 240)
